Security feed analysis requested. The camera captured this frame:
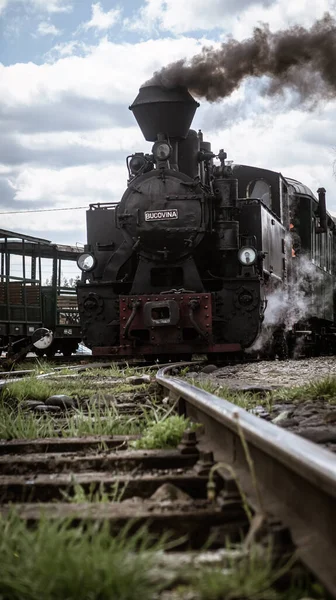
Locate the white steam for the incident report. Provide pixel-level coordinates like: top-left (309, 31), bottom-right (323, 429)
top-left (250, 252), bottom-right (328, 353)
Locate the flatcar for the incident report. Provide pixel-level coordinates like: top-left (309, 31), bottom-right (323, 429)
top-left (76, 85), bottom-right (336, 359)
top-left (0, 228), bottom-right (82, 358)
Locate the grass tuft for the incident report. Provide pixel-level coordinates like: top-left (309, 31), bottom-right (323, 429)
top-left (0, 407), bottom-right (58, 440)
top-left (192, 374), bottom-right (336, 411)
top-left (283, 375), bottom-right (336, 404)
top-left (61, 481), bottom-right (126, 503)
top-left (132, 415), bottom-right (194, 450)
top-left (1, 378), bottom-right (56, 403)
top-left (66, 404), bottom-right (143, 437)
top-left (191, 378), bottom-right (273, 411)
top-left (0, 512), bottom-right (166, 600)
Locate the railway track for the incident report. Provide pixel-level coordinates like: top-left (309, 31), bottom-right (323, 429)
top-left (0, 362), bottom-right (335, 598)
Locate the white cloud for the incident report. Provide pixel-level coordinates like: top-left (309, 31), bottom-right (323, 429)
top-left (36, 21), bottom-right (61, 36)
top-left (0, 0), bottom-right (71, 14)
top-left (0, 36), bottom-right (208, 108)
top-left (45, 40), bottom-right (89, 60)
top-left (129, 0), bottom-right (334, 37)
top-left (29, 0), bottom-right (71, 11)
top-left (82, 2), bottom-right (121, 32)
top-left (0, 0), bottom-right (8, 15)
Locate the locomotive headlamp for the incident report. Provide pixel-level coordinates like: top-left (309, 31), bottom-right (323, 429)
top-left (238, 247), bottom-right (257, 266)
top-left (152, 140), bottom-right (171, 161)
top-left (130, 154), bottom-right (146, 174)
top-left (77, 253), bottom-right (96, 272)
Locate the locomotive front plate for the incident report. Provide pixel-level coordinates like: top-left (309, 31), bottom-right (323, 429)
top-left (144, 209), bottom-right (179, 221)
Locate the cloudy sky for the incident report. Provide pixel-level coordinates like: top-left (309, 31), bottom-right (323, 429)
top-left (0, 0), bottom-right (336, 247)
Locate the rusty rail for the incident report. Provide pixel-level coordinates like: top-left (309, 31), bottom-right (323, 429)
top-left (157, 365), bottom-right (336, 597)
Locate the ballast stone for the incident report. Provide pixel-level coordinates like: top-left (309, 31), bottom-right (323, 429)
top-left (21, 400), bottom-right (45, 410)
top-left (125, 375), bottom-right (152, 385)
top-left (45, 394), bottom-right (75, 409)
top-left (201, 364), bottom-right (218, 374)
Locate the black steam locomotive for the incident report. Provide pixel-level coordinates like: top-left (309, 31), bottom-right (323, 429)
top-left (76, 85), bottom-right (336, 359)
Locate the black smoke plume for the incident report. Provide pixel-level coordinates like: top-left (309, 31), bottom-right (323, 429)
top-left (147, 14), bottom-right (336, 103)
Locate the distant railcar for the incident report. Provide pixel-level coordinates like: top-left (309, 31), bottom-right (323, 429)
top-left (0, 228), bottom-right (82, 357)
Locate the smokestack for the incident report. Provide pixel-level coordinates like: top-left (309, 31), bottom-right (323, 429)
top-left (129, 85), bottom-right (199, 141)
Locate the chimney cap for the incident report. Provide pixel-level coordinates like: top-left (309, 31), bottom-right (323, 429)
top-left (129, 85), bottom-right (200, 141)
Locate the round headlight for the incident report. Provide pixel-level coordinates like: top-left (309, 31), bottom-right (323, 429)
top-left (152, 141), bottom-right (171, 161)
top-left (77, 253), bottom-right (96, 272)
top-left (238, 247), bottom-right (257, 265)
top-left (130, 154), bottom-right (146, 174)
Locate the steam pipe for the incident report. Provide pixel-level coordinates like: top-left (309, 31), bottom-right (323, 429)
top-left (317, 187), bottom-right (327, 233)
top-left (170, 140), bottom-right (179, 171)
top-left (188, 300), bottom-right (208, 341)
top-left (123, 299), bottom-right (141, 339)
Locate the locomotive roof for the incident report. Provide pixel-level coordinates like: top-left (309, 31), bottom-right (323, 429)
top-left (284, 177), bottom-right (317, 200)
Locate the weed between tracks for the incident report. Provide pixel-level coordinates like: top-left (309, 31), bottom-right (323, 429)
top-left (0, 400), bottom-right (193, 446)
top-left (0, 513), bottom-right (325, 600)
top-left (60, 481), bottom-right (127, 503)
top-left (0, 378), bottom-right (147, 404)
top-left (0, 359), bottom-right (199, 446)
top-left (0, 513), bottom-right (167, 600)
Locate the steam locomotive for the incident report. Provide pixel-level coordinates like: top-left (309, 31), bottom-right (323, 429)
top-left (76, 85), bottom-right (336, 359)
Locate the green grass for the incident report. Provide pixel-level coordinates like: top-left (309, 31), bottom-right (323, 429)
top-left (81, 363), bottom-right (152, 379)
top-left (0, 403), bottom-right (144, 440)
top-left (66, 405), bottom-right (143, 438)
top-left (195, 550), bottom-right (325, 600)
top-left (0, 396), bottom-right (192, 443)
top-left (190, 378), bottom-right (273, 411)
top-left (0, 366), bottom-right (152, 412)
top-left (191, 375), bottom-right (336, 412)
top-left (132, 415), bottom-right (195, 450)
top-left (0, 515), bottom-right (326, 600)
top-left (274, 375), bottom-right (336, 404)
top-left (0, 513), bottom-right (166, 600)
top-left (60, 481), bottom-right (126, 503)
top-left (0, 406), bottom-right (58, 440)
top-left (1, 379), bottom-right (57, 403)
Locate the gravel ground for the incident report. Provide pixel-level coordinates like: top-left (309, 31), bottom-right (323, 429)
top-left (187, 357), bottom-right (336, 449)
top-left (204, 357), bottom-right (336, 390)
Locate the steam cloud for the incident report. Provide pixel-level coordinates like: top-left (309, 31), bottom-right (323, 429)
top-left (249, 252), bottom-right (330, 355)
top-left (148, 14), bottom-right (336, 103)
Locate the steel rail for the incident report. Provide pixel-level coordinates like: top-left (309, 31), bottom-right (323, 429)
top-left (157, 365), bottom-right (336, 597)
